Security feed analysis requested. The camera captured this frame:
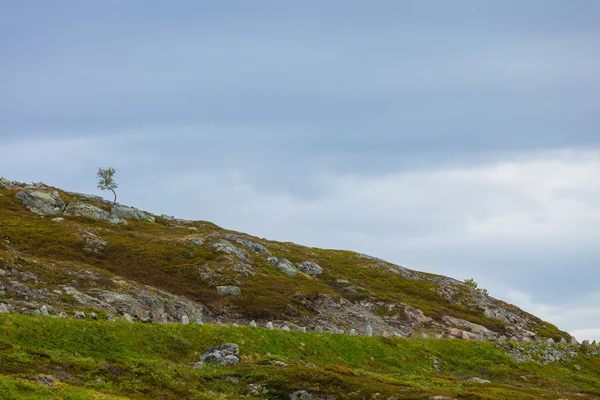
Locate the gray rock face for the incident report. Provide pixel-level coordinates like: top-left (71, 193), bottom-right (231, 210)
top-left (0, 177), bottom-right (12, 189)
top-left (216, 286), bottom-right (242, 296)
top-left (210, 240), bottom-right (248, 261)
top-left (64, 203), bottom-right (110, 220)
top-left (467, 377), bottom-right (491, 383)
top-left (268, 257), bottom-right (298, 276)
top-left (111, 205), bottom-right (155, 222)
top-left (196, 343), bottom-right (240, 366)
top-left (15, 188), bottom-right (66, 215)
top-left (296, 261), bottom-right (323, 276)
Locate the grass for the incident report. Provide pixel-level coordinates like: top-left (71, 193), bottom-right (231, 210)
top-left (0, 313), bottom-right (598, 399)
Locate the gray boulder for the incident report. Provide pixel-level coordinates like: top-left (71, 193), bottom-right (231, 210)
top-left (365, 325), bottom-right (373, 337)
top-left (249, 320), bottom-right (257, 328)
top-left (39, 305), bottom-right (50, 317)
top-left (467, 377), bottom-right (491, 383)
top-left (106, 314), bottom-right (116, 322)
top-left (74, 311), bottom-right (86, 319)
top-left (266, 322), bottom-right (274, 330)
top-left (51, 217), bottom-right (64, 223)
top-left (268, 257), bottom-right (298, 276)
top-left (349, 329), bottom-right (357, 336)
top-left (196, 343), bottom-right (240, 367)
top-left (296, 261), bottom-right (323, 276)
top-left (0, 177), bottom-right (12, 189)
top-left (181, 315), bottom-right (190, 325)
top-left (111, 205), bottom-right (155, 222)
top-left (15, 187), bottom-right (66, 215)
top-left (216, 286), bottom-right (242, 296)
top-left (0, 304), bottom-right (9, 313)
top-left (57, 312), bottom-right (69, 319)
top-left (547, 338), bottom-right (555, 344)
top-left (210, 240), bottom-right (248, 261)
top-left (65, 203), bottom-right (110, 220)
top-left (121, 313), bottom-right (133, 323)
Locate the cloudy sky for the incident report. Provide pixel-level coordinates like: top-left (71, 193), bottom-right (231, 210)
top-left (1, 1), bottom-right (599, 340)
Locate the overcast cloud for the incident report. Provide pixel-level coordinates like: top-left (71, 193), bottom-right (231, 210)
top-left (1, 1), bottom-right (599, 340)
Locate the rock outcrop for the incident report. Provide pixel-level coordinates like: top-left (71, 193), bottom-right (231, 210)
top-left (15, 187), bottom-right (66, 215)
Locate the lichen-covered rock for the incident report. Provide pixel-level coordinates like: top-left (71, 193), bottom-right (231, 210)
top-left (121, 313), bottom-right (133, 323)
top-left (216, 286), bottom-right (242, 296)
top-left (268, 257), bottom-right (298, 276)
top-left (0, 303), bottom-right (9, 313)
top-left (210, 240), bottom-right (248, 261)
top-left (195, 343), bottom-right (240, 367)
top-left (64, 203), bottom-right (110, 220)
top-left (296, 261), bottom-right (323, 276)
top-left (467, 377), bottom-right (491, 383)
top-left (111, 205), bottom-right (155, 222)
top-left (15, 187), bottom-right (66, 215)
top-left (51, 217), bottom-right (64, 223)
top-left (181, 315), bottom-right (190, 324)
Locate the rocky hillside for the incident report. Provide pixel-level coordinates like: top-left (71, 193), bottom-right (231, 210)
top-left (0, 178), bottom-right (571, 342)
top-left (1, 178), bottom-right (600, 400)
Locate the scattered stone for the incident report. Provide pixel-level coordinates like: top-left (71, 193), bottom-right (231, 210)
top-left (434, 334), bottom-right (443, 339)
top-left (571, 337), bottom-right (579, 345)
top-left (475, 332), bottom-right (486, 341)
top-left (181, 315), bottom-right (190, 325)
top-left (15, 187), bottom-right (66, 215)
top-left (188, 227), bottom-right (198, 232)
top-left (289, 390), bottom-right (317, 400)
top-left (498, 335), bottom-right (507, 341)
top-left (57, 312), bottom-right (69, 319)
top-left (108, 217), bottom-right (127, 225)
top-left (216, 286), bottom-right (242, 296)
top-left (266, 322), bottom-right (274, 330)
top-left (270, 360), bottom-right (288, 367)
top-left (51, 217), bottom-right (64, 223)
top-left (249, 320), bottom-right (257, 328)
top-left (232, 323), bottom-right (239, 327)
top-left (509, 336), bottom-right (518, 342)
top-left (432, 358), bottom-right (440, 371)
top-left (365, 325), bottom-right (373, 337)
top-left (111, 205), bottom-right (155, 222)
top-left (349, 329), bottom-right (357, 336)
top-left (106, 314), bottom-right (116, 322)
top-left (37, 375), bottom-right (55, 387)
top-left (196, 319), bottom-right (203, 325)
top-left (281, 325), bottom-right (290, 331)
top-left (39, 305), bottom-right (50, 317)
top-left (187, 239), bottom-right (204, 246)
top-left (547, 338), bottom-right (555, 344)
top-left (267, 257), bottom-right (298, 276)
top-left (421, 333), bottom-right (430, 339)
top-left (210, 240), bottom-right (248, 261)
top-left (74, 311), bottom-right (85, 319)
top-left (582, 340), bottom-right (590, 346)
top-left (121, 313), bottom-right (133, 323)
top-left (195, 343), bottom-right (240, 367)
top-left (467, 377), bottom-right (491, 383)
top-left (521, 336), bottom-right (532, 342)
top-left (314, 326), bottom-right (324, 333)
top-left (0, 304), bottom-right (9, 313)
top-left (559, 338), bottom-right (567, 344)
top-left (161, 214), bottom-right (175, 220)
top-left (90, 312), bottom-right (97, 320)
top-left (461, 331), bottom-right (471, 340)
top-left (520, 376), bottom-right (529, 382)
top-left (296, 261), bottom-right (323, 276)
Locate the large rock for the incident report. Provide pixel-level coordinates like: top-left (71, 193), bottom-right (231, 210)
top-left (195, 343), bottom-right (240, 367)
top-left (223, 234), bottom-right (271, 255)
top-left (296, 261), bottom-right (323, 276)
top-left (268, 257), bottom-right (298, 276)
top-left (210, 240), bottom-right (248, 261)
top-left (0, 304), bottom-right (9, 313)
top-left (64, 203), bottom-right (110, 220)
top-left (15, 187), bottom-right (66, 215)
top-left (111, 205), bottom-right (155, 222)
top-left (216, 286), bottom-right (242, 296)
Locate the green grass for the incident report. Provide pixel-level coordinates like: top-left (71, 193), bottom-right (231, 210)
top-left (0, 314), bottom-right (598, 399)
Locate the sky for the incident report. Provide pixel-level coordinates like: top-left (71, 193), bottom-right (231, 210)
top-left (1, 1), bottom-right (599, 341)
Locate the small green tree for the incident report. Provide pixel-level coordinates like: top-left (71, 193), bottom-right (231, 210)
top-left (97, 167), bottom-right (118, 204)
top-left (464, 278), bottom-right (489, 296)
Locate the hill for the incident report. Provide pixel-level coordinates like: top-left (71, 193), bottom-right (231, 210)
top-left (0, 177), bottom-right (599, 399)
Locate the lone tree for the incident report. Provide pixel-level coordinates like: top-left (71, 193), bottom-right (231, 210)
top-left (97, 167), bottom-right (118, 204)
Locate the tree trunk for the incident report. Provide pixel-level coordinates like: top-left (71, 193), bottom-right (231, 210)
top-left (110, 189), bottom-right (117, 205)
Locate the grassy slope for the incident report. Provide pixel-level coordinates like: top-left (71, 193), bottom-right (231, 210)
top-left (0, 313), bottom-right (599, 400)
top-left (0, 185), bottom-right (568, 339)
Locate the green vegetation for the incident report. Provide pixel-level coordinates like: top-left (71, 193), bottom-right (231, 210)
top-left (0, 313), bottom-right (599, 399)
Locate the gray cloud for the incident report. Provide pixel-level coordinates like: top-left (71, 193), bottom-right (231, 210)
top-left (1, 1), bottom-right (599, 340)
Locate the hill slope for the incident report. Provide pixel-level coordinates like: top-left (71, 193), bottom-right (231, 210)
top-left (1, 178), bottom-right (598, 399)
